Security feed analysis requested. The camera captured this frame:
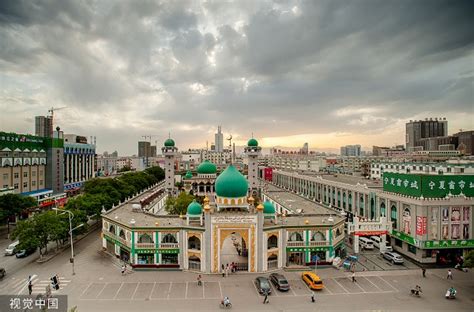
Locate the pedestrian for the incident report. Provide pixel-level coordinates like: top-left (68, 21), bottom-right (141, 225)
top-left (28, 282), bottom-right (33, 296)
top-left (231, 262), bottom-right (235, 273)
top-left (447, 269), bottom-right (453, 280)
top-left (311, 291), bottom-right (315, 303)
top-left (55, 274), bottom-right (60, 289)
top-left (422, 268), bottom-right (426, 277)
top-left (221, 264), bottom-right (225, 277)
top-left (263, 290), bottom-right (269, 304)
top-left (197, 274), bottom-right (202, 286)
top-left (351, 272), bottom-right (356, 282)
top-left (225, 266), bottom-right (229, 277)
top-left (121, 264), bottom-right (126, 276)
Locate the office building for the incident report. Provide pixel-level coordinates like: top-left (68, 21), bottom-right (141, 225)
top-left (406, 118), bottom-right (448, 152)
top-left (63, 134), bottom-right (96, 193)
top-left (454, 130), bottom-right (474, 155)
top-left (215, 126), bottom-right (224, 153)
top-left (340, 145), bottom-right (361, 157)
top-left (35, 116), bottom-right (53, 138)
top-left (138, 141), bottom-right (151, 158)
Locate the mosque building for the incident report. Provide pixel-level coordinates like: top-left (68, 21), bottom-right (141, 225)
top-left (102, 137), bottom-right (344, 272)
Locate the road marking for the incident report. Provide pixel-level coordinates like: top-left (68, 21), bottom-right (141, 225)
top-left (149, 282), bottom-right (156, 300)
top-left (185, 282), bottom-right (188, 299)
top-left (323, 284), bottom-right (333, 294)
top-left (376, 276), bottom-right (399, 292)
top-left (80, 283), bottom-right (93, 298)
top-left (218, 281), bottom-right (223, 298)
top-left (332, 278), bottom-right (350, 293)
top-left (252, 279), bottom-right (262, 296)
top-left (166, 282), bottom-right (172, 299)
top-left (130, 283), bottom-right (139, 299)
top-left (363, 277), bottom-right (383, 291)
top-left (352, 280), bottom-right (366, 292)
top-left (202, 281), bottom-right (205, 298)
top-left (17, 274), bottom-right (37, 295)
top-left (113, 283), bottom-right (124, 300)
top-left (96, 282), bottom-right (107, 298)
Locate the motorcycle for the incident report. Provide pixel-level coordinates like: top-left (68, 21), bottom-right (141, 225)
top-left (454, 264), bottom-right (468, 272)
top-left (445, 289), bottom-right (456, 299)
top-left (410, 289), bottom-right (422, 297)
top-left (220, 300), bottom-right (232, 309)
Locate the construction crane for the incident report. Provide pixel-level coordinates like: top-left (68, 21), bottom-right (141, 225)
top-left (140, 135), bottom-right (160, 168)
top-left (48, 107), bottom-right (68, 137)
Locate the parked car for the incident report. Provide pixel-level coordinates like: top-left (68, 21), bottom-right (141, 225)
top-left (269, 273), bottom-right (290, 291)
top-left (5, 241), bottom-right (19, 256)
top-left (382, 251), bottom-right (404, 264)
top-left (254, 276), bottom-right (272, 295)
top-left (301, 271), bottom-right (324, 290)
top-left (0, 268), bottom-right (5, 279)
top-left (15, 248), bottom-right (36, 258)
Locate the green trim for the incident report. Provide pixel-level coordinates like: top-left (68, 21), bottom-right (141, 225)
top-left (305, 230), bottom-right (310, 262)
top-left (391, 230), bottom-right (416, 246)
top-left (287, 247), bottom-right (331, 252)
top-left (155, 232), bottom-right (159, 258)
top-left (131, 231), bottom-right (135, 261)
top-left (157, 249), bottom-right (180, 254)
top-left (424, 239), bottom-right (474, 249)
top-left (329, 228), bottom-right (334, 258)
top-left (104, 234), bottom-right (131, 251)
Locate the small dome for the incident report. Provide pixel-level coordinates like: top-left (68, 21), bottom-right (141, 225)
top-left (215, 165), bottom-right (248, 198)
top-left (185, 171), bottom-right (193, 179)
top-left (187, 200), bottom-right (202, 215)
top-left (197, 160), bottom-right (217, 174)
top-left (247, 138), bottom-right (258, 147)
top-left (164, 138), bottom-right (175, 147)
top-left (263, 201), bottom-right (275, 214)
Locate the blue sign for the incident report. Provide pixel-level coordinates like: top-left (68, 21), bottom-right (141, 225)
top-left (312, 255), bottom-right (320, 262)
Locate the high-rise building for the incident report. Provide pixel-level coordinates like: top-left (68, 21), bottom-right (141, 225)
top-left (300, 142), bottom-right (309, 155)
top-left (150, 145), bottom-right (157, 157)
top-left (215, 126), bottom-right (224, 153)
top-left (340, 145), bottom-right (361, 156)
top-left (35, 116), bottom-right (53, 138)
top-left (454, 130), bottom-right (474, 155)
top-left (138, 141), bottom-right (151, 158)
top-left (63, 134), bottom-right (96, 193)
top-left (406, 118), bottom-right (448, 152)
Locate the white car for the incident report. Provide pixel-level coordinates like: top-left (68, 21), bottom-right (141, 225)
top-left (383, 251), bottom-right (404, 264)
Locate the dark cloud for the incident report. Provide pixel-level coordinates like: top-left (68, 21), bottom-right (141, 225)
top-left (0, 0), bottom-right (473, 155)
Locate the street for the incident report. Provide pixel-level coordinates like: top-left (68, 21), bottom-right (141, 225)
top-left (0, 231), bottom-right (473, 311)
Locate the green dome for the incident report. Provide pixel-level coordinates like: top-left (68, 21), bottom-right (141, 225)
top-left (215, 165), bottom-right (248, 198)
top-left (187, 200), bottom-right (202, 215)
top-left (263, 201), bottom-right (275, 214)
top-left (185, 171), bottom-right (193, 179)
top-left (164, 138), bottom-right (175, 147)
top-left (247, 138), bottom-right (258, 147)
top-left (197, 160), bottom-right (217, 174)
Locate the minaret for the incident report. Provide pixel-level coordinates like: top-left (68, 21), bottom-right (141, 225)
top-left (244, 136), bottom-right (261, 193)
top-left (162, 136), bottom-right (177, 194)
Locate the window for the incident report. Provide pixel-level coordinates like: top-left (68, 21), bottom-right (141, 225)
top-left (447, 167), bottom-right (451, 173)
top-left (2, 173), bottom-right (7, 180)
top-left (14, 183), bottom-right (19, 189)
top-left (23, 182), bottom-right (28, 188)
top-left (23, 172), bottom-right (28, 178)
top-left (395, 238), bottom-right (402, 247)
top-left (2, 184), bottom-right (8, 189)
top-left (460, 168), bottom-right (464, 173)
top-left (14, 173), bottom-right (19, 179)
top-left (32, 181), bottom-right (36, 187)
top-left (161, 253), bottom-right (178, 264)
top-left (408, 244), bottom-right (417, 254)
top-left (39, 180), bottom-right (43, 186)
top-left (32, 171), bottom-right (36, 177)
top-left (39, 170), bottom-right (43, 175)
top-left (431, 167), bottom-right (435, 172)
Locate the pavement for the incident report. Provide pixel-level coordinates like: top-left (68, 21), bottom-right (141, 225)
top-left (0, 230), bottom-right (473, 311)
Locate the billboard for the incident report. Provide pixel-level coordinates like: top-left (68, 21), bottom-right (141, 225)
top-left (383, 173), bottom-right (474, 198)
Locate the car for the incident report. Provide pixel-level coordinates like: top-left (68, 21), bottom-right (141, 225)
top-left (254, 276), bottom-right (272, 295)
top-left (301, 271), bottom-right (324, 290)
top-left (382, 251), bottom-right (404, 264)
top-left (0, 268), bottom-right (5, 279)
top-left (269, 273), bottom-right (290, 291)
top-left (15, 248), bottom-right (36, 258)
top-left (5, 241), bottom-right (19, 256)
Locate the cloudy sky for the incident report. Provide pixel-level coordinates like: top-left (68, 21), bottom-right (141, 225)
top-left (1, 0), bottom-right (473, 155)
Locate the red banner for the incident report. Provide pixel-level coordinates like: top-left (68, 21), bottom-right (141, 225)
top-left (416, 216), bottom-right (427, 235)
top-left (354, 231), bottom-right (387, 236)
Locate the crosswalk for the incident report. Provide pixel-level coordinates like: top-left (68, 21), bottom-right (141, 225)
top-left (2, 275), bottom-right (70, 295)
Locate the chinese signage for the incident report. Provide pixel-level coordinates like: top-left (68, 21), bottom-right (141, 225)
top-left (383, 173), bottom-right (474, 198)
top-left (424, 239), bottom-right (474, 249)
top-left (158, 249), bottom-right (179, 254)
top-left (212, 216), bottom-right (257, 224)
top-left (392, 230), bottom-right (417, 246)
top-left (416, 216), bottom-right (427, 235)
top-left (286, 246), bottom-right (330, 252)
top-left (0, 295), bottom-right (67, 312)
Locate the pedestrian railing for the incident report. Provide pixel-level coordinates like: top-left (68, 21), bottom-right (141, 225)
top-left (287, 241), bottom-right (305, 247)
top-left (308, 241), bottom-right (327, 247)
top-left (159, 243), bottom-right (179, 249)
top-left (136, 242), bottom-right (155, 248)
top-left (267, 260), bottom-right (278, 269)
top-left (188, 260), bottom-right (201, 271)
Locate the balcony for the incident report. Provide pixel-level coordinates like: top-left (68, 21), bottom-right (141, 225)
top-left (160, 243), bottom-right (179, 249)
top-left (136, 242), bottom-right (155, 249)
top-left (308, 240), bottom-right (327, 247)
top-left (286, 241), bottom-right (305, 247)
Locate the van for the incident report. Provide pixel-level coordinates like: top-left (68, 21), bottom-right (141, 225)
top-left (370, 236), bottom-right (393, 252)
top-left (5, 241), bottom-right (19, 256)
top-left (359, 237), bottom-right (374, 250)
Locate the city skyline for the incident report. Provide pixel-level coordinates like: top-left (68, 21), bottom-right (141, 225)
top-left (1, 0), bottom-right (473, 155)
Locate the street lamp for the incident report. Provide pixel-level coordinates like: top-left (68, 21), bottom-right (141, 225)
top-left (53, 208), bottom-right (83, 275)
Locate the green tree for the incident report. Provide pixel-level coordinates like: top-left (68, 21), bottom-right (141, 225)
top-left (464, 250), bottom-right (474, 268)
top-left (11, 218), bottom-right (39, 252)
top-left (0, 194), bottom-right (37, 233)
top-left (165, 192), bottom-right (195, 215)
top-left (145, 166), bottom-right (165, 181)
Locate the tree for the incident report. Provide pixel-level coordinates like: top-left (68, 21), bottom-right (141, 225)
top-left (118, 165), bottom-right (131, 173)
top-left (0, 194), bottom-right (37, 234)
top-left (165, 192), bottom-right (195, 215)
top-left (11, 218), bottom-right (39, 252)
top-left (145, 166), bottom-right (165, 181)
top-left (464, 250), bottom-right (474, 268)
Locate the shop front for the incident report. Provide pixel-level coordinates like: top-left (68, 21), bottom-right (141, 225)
top-left (424, 239), bottom-right (474, 265)
top-left (136, 249), bottom-right (155, 265)
top-left (120, 247), bottom-right (130, 263)
top-left (159, 249), bottom-right (180, 268)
